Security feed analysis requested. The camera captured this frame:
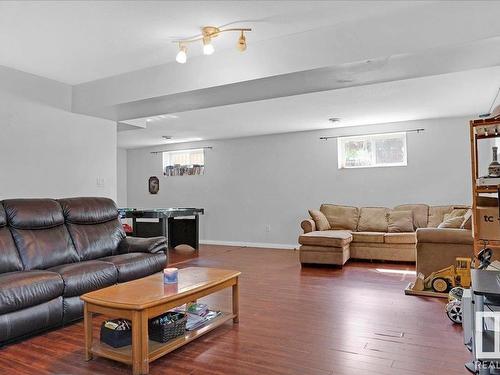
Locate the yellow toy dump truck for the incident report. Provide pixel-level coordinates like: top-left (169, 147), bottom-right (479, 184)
top-left (412, 257), bottom-right (472, 293)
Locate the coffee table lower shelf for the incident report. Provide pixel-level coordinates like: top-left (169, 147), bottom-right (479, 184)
top-left (92, 311), bottom-right (235, 364)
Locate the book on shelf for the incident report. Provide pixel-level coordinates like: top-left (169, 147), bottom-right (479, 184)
top-left (164, 164), bottom-right (205, 177)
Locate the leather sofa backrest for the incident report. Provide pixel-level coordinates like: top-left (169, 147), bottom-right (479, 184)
top-left (58, 197), bottom-right (125, 260)
top-left (3, 199), bottom-right (80, 270)
top-left (0, 202), bottom-right (24, 274)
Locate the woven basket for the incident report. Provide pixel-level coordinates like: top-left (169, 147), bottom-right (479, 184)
top-left (149, 312), bottom-right (187, 343)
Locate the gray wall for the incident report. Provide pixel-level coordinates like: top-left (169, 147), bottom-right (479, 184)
top-left (116, 148), bottom-right (128, 206)
top-left (124, 116), bottom-right (473, 247)
top-left (0, 66), bottom-right (117, 200)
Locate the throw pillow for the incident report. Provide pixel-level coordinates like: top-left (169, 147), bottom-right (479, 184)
top-left (438, 216), bottom-right (465, 229)
top-left (387, 210), bottom-right (414, 233)
top-left (443, 208), bottom-right (469, 222)
top-left (461, 209), bottom-right (472, 230)
top-left (308, 209), bottom-right (331, 231)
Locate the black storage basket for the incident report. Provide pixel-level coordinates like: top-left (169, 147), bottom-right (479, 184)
top-left (149, 312), bottom-right (187, 343)
top-left (100, 320), bottom-right (132, 348)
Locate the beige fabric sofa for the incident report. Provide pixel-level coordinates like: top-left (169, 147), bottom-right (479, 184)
top-left (299, 204), bottom-right (472, 271)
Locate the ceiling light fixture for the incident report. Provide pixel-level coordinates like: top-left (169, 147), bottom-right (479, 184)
top-left (176, 44), bottom-right (187, 64)
top-left (174, 25), bottom-right (252, 63)
top-left (202, 35), bottom-right (215, 55)
top-left (237, 31), bottom-right (246, 52)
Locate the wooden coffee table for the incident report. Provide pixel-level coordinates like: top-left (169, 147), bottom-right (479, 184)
top-left (81, 267), bottom-right (241, 375)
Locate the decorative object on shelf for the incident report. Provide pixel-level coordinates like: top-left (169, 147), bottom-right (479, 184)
top-left (148, 311), bottom-right (187, 343)
top-left (100, 319), bottom-right (132, 348)
top-left (148, 176), bottom-right (159, 194)
top-left (174, 25), bottom-right (252, 63)
top-left (489, 146), bottom-right (500, 177)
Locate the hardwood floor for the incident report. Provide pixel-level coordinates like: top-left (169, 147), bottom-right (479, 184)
top-left (0, 245), bottom-right (470, 375)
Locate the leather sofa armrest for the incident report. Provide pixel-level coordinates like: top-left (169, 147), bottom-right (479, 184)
top-left (416, 228), bottom-right (473, 245)
top-left (117, 236), bottom-right (168, 254)
top-left (301, 219), bottom-right (316, 234)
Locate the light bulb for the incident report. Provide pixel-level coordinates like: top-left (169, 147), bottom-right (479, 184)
top-left (176, 45), bottom-right (187, 64)
top-left (237, 31), bottom-right (247, 52)
top-left (203, 36), bottom-right (215, 55)
top-left (203, 43), bottom-right (215, 55)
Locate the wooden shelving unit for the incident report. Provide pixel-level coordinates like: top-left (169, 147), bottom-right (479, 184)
top-left (470, 118), bottom-right (500, 254)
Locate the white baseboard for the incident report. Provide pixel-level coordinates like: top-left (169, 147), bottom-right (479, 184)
top-left (200, 240), bottom-right (298, 250)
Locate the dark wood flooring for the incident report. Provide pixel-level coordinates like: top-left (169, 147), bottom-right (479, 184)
top-left (0, 245), bottom-right (470, 374)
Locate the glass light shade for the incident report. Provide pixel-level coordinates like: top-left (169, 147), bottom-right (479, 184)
top-left (237, 32), bottom-right (247, 52)
top-left (203, 42), bottom-right (215, 55)
top-left (176, 47), bottom-right (187, 64)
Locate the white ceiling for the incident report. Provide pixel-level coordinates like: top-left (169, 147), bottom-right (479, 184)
top-left (117, 66), bottom-right (500, 148)
top-left (0, 1), bottom-right (417, 84)
top-left (2, 1), bottom-right (500, 149)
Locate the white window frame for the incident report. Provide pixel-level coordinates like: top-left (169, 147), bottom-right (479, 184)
top-left (337, 132), bottom-right (407, 169)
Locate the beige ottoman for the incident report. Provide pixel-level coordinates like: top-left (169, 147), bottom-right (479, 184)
top-left (298, 230), bottom-right (353, 266)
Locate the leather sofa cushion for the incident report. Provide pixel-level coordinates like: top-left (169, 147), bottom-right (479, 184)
top-left (427, 206), bottom-right (454, 228)
top-left (0, 203), bottom-right (23, 273)
top-left (0, 297), bottom-right (62, 343)
top-left (357, 207), bottom-right (389, 232)
top-left (320, 204), bottom-right (359, 231)
top-left (48, 260), bottom-right (117, 297)
top-left (66, 220), bottom-right (124, 260)
top-left (0, 228), bottom-right (23, 274)
top-left (100, 253), bottom-right (167, 283)
top-left (393, 204), bottom-right (429, 229)
top-left (0, 202), bottom-right (6, 227)
top-left (416, 228), bottom-right (473, 244)
top-left (352, 232), bottom-right (385, 243)
top-left (0, 270), bottom-right (64, 314)
top-left (117, 236), bottom-right (167, 254)
top-left (3, 199), bottom-right (64, 229)
top-left (58, 197), bottom-right (119, 224)
top-left (299, 230), bottom-right (352, 247)
top-left (10, 226), bottom-right (79, 270)
top-left (387, 210), bottom-right (414, 233)
top-left (384, 232), bottom-right (416, 244)
top-left (59, 197), bottom-right (125, 260)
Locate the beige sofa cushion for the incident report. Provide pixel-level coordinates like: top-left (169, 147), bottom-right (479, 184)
top-left (352, 232), bottom-right (385, 243)
top-left (416, 228), bottom-right (473, 244)
top-left (384, 232), bottom-right (416, 244)
top-left (308, 209), bottom-right (331, 231)
top-left (320, 204), bottom-right (359, 231)
top-left (357, 207), bottom-right (389, 232)
top-left (438, 216), bottom-right (465, 229)
top-left (443, 208), bottom-right (469, 222)
top-left (393, 204), bottom-right (429, 228)
top-left (387, 210), bottom-right (414, 233)
top-left (298, 230), bottom-right (352, 247)
top-left (461, 209), bottom-right (472, 230)
top-left (427, 205), bottom-right (454, 228)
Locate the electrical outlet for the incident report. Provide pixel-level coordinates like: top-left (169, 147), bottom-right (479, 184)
top-left (265, 224), bottom-right (271, 232)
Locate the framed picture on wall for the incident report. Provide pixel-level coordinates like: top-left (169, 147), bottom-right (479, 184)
top-left (148, 176), bottom-right (159, 194)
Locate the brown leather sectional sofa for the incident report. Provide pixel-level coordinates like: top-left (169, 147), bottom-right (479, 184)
top-left (0, 197), bottom-right (167, 344)
top-left (299, 203), bottom-right (473, 273)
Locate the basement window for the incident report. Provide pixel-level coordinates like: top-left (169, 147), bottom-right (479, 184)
top-left (338, 132), bottom-right (407, 169)
top-left (162, 149), bottom-right (205, 176)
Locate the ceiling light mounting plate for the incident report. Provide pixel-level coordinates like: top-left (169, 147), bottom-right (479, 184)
top-left (202, 26), bottom-right (220, 38)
